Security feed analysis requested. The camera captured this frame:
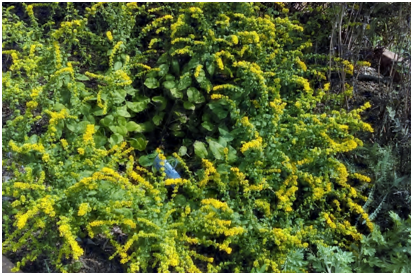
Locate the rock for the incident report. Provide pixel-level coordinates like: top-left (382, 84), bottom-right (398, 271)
top-left (2, 255), bottom-right (23, 273)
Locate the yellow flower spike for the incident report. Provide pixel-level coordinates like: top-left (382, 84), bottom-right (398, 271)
top-left (106, 31), bottom-right (113, 41)
top-left (77, 203), bottom-right (89, 216)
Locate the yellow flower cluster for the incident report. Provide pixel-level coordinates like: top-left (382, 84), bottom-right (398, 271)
top-left (295, 57), bottom-right (307, 71)
top-left (194, 64), bottom-right (203, 78)
top-left (53, 41), bottom-right (62, 69)
top-left (9, 140), bottom-right (45, 154)
top-left (106, 31), bottom-right (113, 41)
top-left (114, 70), bottom-right (132, 86)
top-left (58, 217), bottom-right (84, 260)
top-left (83, 124), bottom-right (95, 145)
top-left (201, 198), bottom-right (230, 212)
top-left (164, 178), bottom-right (189, 186)
top-left (322, 212), bottom-right (337, 229)
top-left (292, 75), bottom-right (312, 93)
top-left (240, 135), bottom-right (263, 154)
top-left (142, 15), bottom-right (174, 34)
top-left (148, 38), bottom-right (161, 49)
top-left (255, 199), bottom-right (271, 217)
top-left (109, 41), bottom-right (123, 68)
top-left (351, 173), bottom-right (371, 182)
top-left (237, 31), bottom-right (260, 44)
top-left (77, 203), bottom-right (89, 216)
top-left (230, 167), bottom-right (249, 185)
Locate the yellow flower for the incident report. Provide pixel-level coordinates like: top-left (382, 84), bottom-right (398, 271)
top-left (83, 124), bottom-right (95, 144)
top-left (77, 203), bottom-right (89, 216)
top-left (78, 148), bottom-right (85, 155)
top-left (106, 31), bottom-right (113, 41)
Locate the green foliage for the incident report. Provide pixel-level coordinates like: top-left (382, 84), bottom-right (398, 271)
top-left (352, 212), bottom-right (411, 273)
top-left (2, 2), bottom-right (408, 273)
top-left (308, 244), bottom-right (355, 273)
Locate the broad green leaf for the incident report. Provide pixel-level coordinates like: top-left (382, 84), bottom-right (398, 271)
top-left (126, 121), bottom-right (145, 132)
top-left (100, 115), bottom-right (114, 127)
top-left (200, 79), bottom-right (213, 92)
top-left (75, 74), bottom-right (90, 81)
top-left (109, 126), bottom-right (127, 136)
top-left (206, 59), bottom-right (215, 75)
top-left (159, 64), bottom-right (169, 76)
top-left (169, 88), bottom-right (183, 99)
top-left (144, 77), bottom-right (159, 89)
top-left (194, 141), bottom-right (208, 158)
top-left (187, 87), bottom-right (205, 104)
top-left (139, 155), bottom-right (154, 167)
top-left (66, 120), bottom-right (77, 132)
top-left (130, 136), bottom-right (148, 151)
top-left (117, 106), bottom-right (131, 117)
top-left (125, 87), bottom-right (138, 95)
top-left (227, 145), bottom-right (237, 163)
top-left (114, 61), bottom-right (122, 70)
top-left (207, 139), bottom-right (225, 160)
top-left (152, 112), bottom-right (165, 126)
top-left (178, 146), bottom-right (187, 156)
top-left (177, 75), bottom-right (192, 91)
top-left (208, 102), bottom-right (228, 119)
top-left (165, 74), bottom-right (175, 81)
top-left (183, 101), bottom-right (195, 110)
top-left (109, 133), bottom-right (123, 145)
top-left (94, 134), bottom-right (107, 148)
top-left (112, 89), bottom-right (126, 104)
top-left (152, 96), bottom-right (167, 110)
top-left (117, 116), bottom-right (127, 127)
top-left (127, 100), bottom-right (149, 113)
top-left (163, 80), bottom-right (176, 90)
top-left (202, 121), bottom-right (214, 131)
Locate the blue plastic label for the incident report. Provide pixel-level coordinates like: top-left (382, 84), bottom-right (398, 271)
top-left (154, 155), bottom-right (181, 179)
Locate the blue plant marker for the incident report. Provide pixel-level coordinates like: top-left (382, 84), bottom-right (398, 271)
top-left (154, 155), bottom-right (181, 179)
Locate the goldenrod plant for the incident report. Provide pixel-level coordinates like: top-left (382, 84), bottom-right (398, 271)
top-left (2, 2), bottom-right (403, 272)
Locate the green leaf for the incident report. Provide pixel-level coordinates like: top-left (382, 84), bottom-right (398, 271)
top-left (152, 96), bottom-right (167, 110)
top-left (183, 101), bottom-right (195, 110)
top-left (75, 74), bottom-right (90, 81)
top-left (114, 61), bottom-right (122, 70)
top-left (163, 80), bottom-right (176, 90)
top-left (159, 64), bottom-right (169, 76)
top-left (200, 79), bottom-right (213, 92)
top-left (66, 120), bottom-right (77, 132)
top-left (112, 89), bottom-right (127, 104)
top-left (117, 116), bottom-right (127, 127)
top-left (207, 139), bottom-right (225, 160)
top-left (139, 155), bottom-right (154, 167)
top-left (208, 102), bottom-right (228, 119)
top-left (202, 121), bottom-right (214, 131)
top-left (100, 115), bottom-right (114, 127)
top-left (165, 74), bottom-right (175, 81)
top-left (127, 100), bottom-right (149, 113)
top-left (117, 106), bottom-right (131, 117)
top-left (194, 141), bottom-right (208, 158)
top-left (177, 75), bottom-right (192, 91)
top-left (126, 121), bottom-right (145, 132)
top-left (94, 134), bottom-right (107, 148)
top-left (109, 133), bottom-right (123, 145)
top-left (178, 146), bottom-right (187, 156)
top-left (195, 68), bottom-right (206, 83)
top-left (169, 88), bottom-right (183, 99)
top-left (206, 60), bottom-right (216, 75)
top-left (187, 87), bottom-right (205, 103)
top-left (227, 146), bottom-right (237, 163)
top-left (125, 87), bottom-right (138, 95)
top-left (152, 112), bottom-right (165, 126)
top-left (130, 136), bottom-right (148, 151)
top-left (144, 77), bottom-right (159, 89)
